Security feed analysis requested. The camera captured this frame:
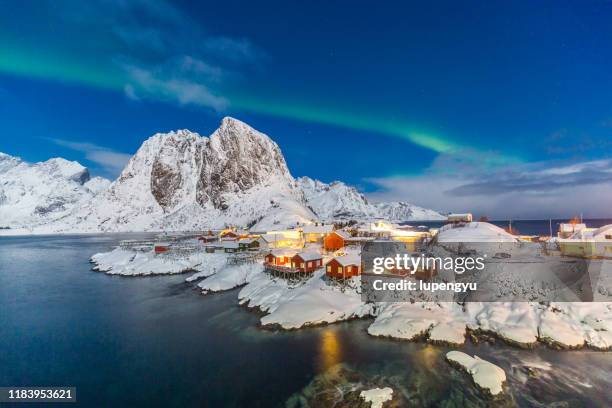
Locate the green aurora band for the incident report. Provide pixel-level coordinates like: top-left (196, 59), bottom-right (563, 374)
top-left (0, 46), bottom-right (519, 163)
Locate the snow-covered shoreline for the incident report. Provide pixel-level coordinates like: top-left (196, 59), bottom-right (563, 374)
top-left (89, 246), bottom-right (612, 351)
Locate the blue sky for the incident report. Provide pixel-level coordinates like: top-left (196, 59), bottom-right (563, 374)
top-left (1, 0), bottom-right (612, 218)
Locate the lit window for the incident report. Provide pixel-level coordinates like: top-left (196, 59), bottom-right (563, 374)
top-left (327, 266), bottom-right (331, 272)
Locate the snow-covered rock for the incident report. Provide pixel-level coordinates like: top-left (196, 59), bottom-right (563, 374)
top-left (436, 222), bottom-right (517, 243)
top-left (239, 271), bottom-right (373, 329)
top-left (359, 387), bottom-right (393, 408)
top-left (298, 176), bottom-right (445, 222)
top-left (446, 351), bottom-right (506, 396)
top-left (370, 301), bottom-right (612, 350)
top-left (197, 262), bottom-right (264, 292)
top-left (368, 302), bottom-right (467, 345)
top-left (0, 153), bottom-right (110, 228)
top-left (90, 247), bottom-right (209, 276)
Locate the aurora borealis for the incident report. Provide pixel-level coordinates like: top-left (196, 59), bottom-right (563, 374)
top-left (2, 0), bottom-right (612, 217)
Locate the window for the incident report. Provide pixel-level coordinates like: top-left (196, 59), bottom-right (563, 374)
top-left (605, 235), bottom-right (612, 240)
top-left (327, 266), bottom-right (331, 272)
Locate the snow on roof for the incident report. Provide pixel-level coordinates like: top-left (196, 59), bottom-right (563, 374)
top-left (345, 236), bottom-right (375, 241)
top-left (238, 238), bottom-right (258, 244)
top-left (331, 230), bottom-right (351, 239)
top-left (437, 222), bottom-right (517, 243)
top-left (591, 224), bottom-right (612, 238)
top-left (302, 224), bottom-right (334, 234)
top-left (560, 223), bottom-right (586, 233)
top-left (569, 224), bottom-right (612, 240)
top-left (447, 213), bottom-right (472, 218)
top-left (221, 241), bottom-right (239, 248)
top-left (294, 250), bottom-right (322, 261)
top-left (328, 254), bottom-right (361, 266)
top-left (261, 230), bottom-right (302, 242)
top-left (268, 249), bottom-right (297, 257)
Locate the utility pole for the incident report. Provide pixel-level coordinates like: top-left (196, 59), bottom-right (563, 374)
top-left (549, 218), bottom-right (553, 238)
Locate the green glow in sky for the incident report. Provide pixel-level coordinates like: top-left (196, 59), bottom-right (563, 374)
top-left (0, 45), bottom-right (516, 163)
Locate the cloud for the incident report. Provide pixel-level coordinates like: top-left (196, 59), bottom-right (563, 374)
top-left (49, 138), bottom-right (131, 177)
top-left (121, 59), bottom-right (229, 111)
top-left (50, 0), bottom-right (263, 111)
top-left (366, 155), bottom-right (612, 219)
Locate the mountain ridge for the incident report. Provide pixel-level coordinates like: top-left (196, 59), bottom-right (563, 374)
top-left (0, 117), bottom-right (444, 233)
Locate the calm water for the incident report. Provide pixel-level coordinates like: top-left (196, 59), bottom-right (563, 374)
top-left (1, 235), bottom-right (611, 407)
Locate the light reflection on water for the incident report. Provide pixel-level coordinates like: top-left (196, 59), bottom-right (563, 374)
top-left (0, 234), bottom-right (610, 407)
top-left (318, 328), bottom-right (342, 371)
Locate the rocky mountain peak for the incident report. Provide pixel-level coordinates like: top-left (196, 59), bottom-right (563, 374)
top-left (0, 152), bottom-right (23, 173)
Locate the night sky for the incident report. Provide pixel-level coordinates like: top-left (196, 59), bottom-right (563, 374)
top-left (1, 1), bottom-right (612, 218)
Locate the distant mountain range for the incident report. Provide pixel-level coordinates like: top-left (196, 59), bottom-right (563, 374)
top-left (0, 117), bottom-right (444, 233)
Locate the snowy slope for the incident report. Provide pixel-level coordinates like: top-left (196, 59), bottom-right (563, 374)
top-left (2, 117), bottom-right (444, 233)
top-left (0, 152), bottom-right (110, 228)
top-left (27, 117), bottom-right (316, 233)
top-left (298, 176), bottom-right (445, 221)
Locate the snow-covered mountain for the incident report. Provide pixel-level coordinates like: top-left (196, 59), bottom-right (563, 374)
top-left (0, 152), bottom-right (110, 228)
top-left (31, 117), bottom-right (315, 233)
top-left (298, 176), bottom-right (445, 221)
top-left (2, 117), bottom-right (443, 233)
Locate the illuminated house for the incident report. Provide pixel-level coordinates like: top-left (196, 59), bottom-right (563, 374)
top-left (324, 230), bottom-right (352, 251)
top-left (302, 224), bottom-right (334, 243)
top-left (290, 251), bottom-right (323, 273)
top-left (261, 230), bottom-right (304, 248)
top-left (264, 249), bottom-right (297, 266)
top-left (264, 249), bottom-right (322, 274)
top-left (558, 222), bottom-right (587, 239)
top-left (219, 229), bottom-right (239, 241)
top-left (325, 254), bottom-right (361, 279)
top-left (237, 237), bottom-right (264, 251)
top-left (446, 213), bottom-right (473, 224)
top-left (558, 224), bottom-right (612, 258)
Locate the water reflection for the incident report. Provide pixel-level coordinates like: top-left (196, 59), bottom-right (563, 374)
top-left (318, 327), bottom-right (342, 371)
top-left (414, 344), bottom-right (441, 369)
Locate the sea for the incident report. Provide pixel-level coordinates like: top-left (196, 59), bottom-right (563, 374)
top-left (0, 232), bottom-right (611, 407)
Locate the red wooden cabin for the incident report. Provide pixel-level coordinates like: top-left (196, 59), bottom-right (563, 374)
top-left (264, 250), bottom-right (296, 266)
top-left (219, 230), bottom-right (239, 240)
top-left (324, 230), bottom-right (351, 251)
top-left (154, 244), bottom-right (170, 254)
top-left (290, 252), bottom-right (323, 273)
top-left (325, 255), bottom-right (361, 279)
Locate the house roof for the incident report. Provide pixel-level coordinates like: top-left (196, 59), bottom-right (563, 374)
top-left (238, 238), bottom-right (259, 244)
top-left (327, 254), bottom-right (361, 266)
top-left (261, 233), bottom-right (300, 243)
top-left (222, 241), bottom-right (239, 249)
top-left (303, 224), bottom-right (334, 234)
top-left (572, 224), bottom-right (612, 240)
top-left (331, 230), bottom-right (351, 239)
top-left (293, 250), bottom-right (322, 261)
top-left (267, 249), bottom-right (297, 257)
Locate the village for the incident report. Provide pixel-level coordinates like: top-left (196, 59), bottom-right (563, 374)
top-left (89, 214), bottom-right (612, 364)
top-left (116, 213), bottom-right (612, 286)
